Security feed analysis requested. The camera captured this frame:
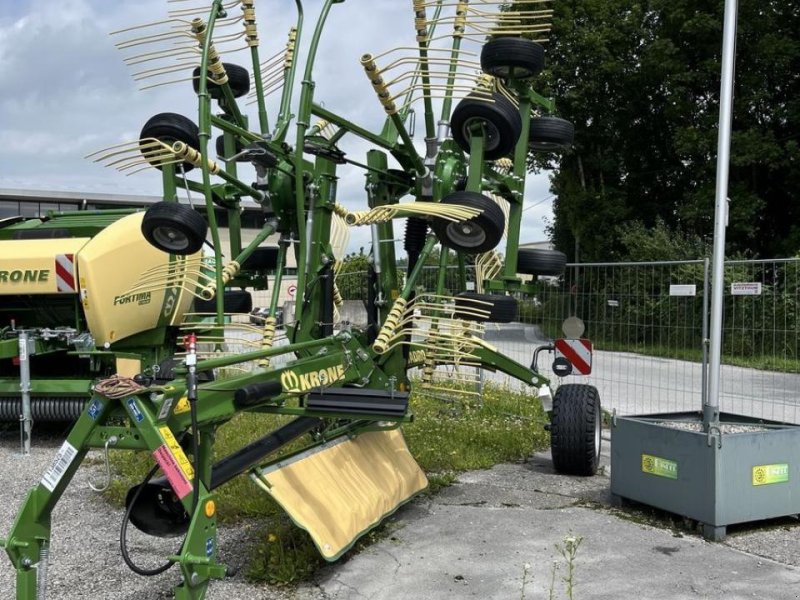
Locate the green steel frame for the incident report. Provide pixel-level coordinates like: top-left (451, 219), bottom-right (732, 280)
top-left (2, 1), bottom-right (563, 598)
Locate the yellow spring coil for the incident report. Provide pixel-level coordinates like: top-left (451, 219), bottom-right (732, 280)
top-left (413, 0), bottom-right (428, 42)
top-left (257, 316), bottom-right (277, 368)
top-left (242, 0), bottom-right (258, 46)
top-left (360, 54), bottom-right (397, 115)
top-left (332, 284), bottom-right (344, 308)
top-left (206, 46), bottom-right (229, 85)
top-left (171, 142), bottom-right (220, 174)
top-left (191, 19), bottom-right (228, 85)
top-left (285, 28), bottom-right (297, 69)
top-left (200, 260), bottom-right (241, 300)
top-left (421, 356), bottom-right (435, 383)
top-left (332, 203), bottom-right (349, 219)
top-left (372, 297), bottom-right (408, 354)
top-left (191, 18), bottom-right (207, 41)
top-left (454, 1), bottom-right (468, 37)
top-left (345, 207), bottom-right (395, 226)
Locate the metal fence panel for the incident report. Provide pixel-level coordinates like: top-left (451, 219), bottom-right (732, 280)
top-left (314, 260), bottom-right (800, 423)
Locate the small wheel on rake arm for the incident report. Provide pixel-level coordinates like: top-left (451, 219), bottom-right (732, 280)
top-left (516, 248), bottom-right (567, 277)
top-left (432, 191), bottom-right (505, 254)
top-left (550, 384), bottom-right (602, 476)
top-left (450, 92), bottom-right (522, 160)
top-left (529, 117), bottom-right (575, 152)
top-left (139, 112), bottom-right (201, 173)
top-left (480, 37), bottom-right (545, 80)
top-left (141, 201), bottom-right (208, 255)
top-left (192, 62), bottom-right (251, 99)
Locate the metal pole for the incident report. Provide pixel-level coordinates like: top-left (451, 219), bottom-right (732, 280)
top-left (18, 332), bottom-right (32, 455)
top-left (706, 0), bottom-right (739, 428)
top-left (701, 257), bottom-right (710, 411)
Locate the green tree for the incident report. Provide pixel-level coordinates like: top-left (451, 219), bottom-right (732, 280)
top-left (529, 0), bottom-right (800, 260)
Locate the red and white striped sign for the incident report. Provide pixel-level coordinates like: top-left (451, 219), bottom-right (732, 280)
top-left (554, 338), bottom-right (592, 375)
top-left (55, 254), bottom-right (76, 293)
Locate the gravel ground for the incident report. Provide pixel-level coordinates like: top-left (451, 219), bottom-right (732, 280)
top-left (4, 426), bottom-right (800, 599)
top-left (0, 431), bottom-right (314, 599)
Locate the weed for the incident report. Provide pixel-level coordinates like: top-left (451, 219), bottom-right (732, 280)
top-left (555, 534), bottom-right (583, 600)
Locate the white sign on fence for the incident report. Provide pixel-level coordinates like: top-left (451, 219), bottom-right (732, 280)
top-left (669, 284), bottom-right (697, 297)
top-left (731, 282), bottom-right (762, 296)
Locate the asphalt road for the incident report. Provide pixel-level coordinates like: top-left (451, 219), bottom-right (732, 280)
top-left (482, 323), bottom-right (800, 424)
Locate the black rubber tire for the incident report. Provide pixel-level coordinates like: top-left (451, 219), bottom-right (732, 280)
top-left (454, 292), bottom-right (518, 323)
top-left (517, 248), bottom-right (567, 276)
top-left (432, 191), bottom-right (505, 254)
top-left (551, 384), bottom-right (602, 476)
top-left (140, 113), bottom-right (201, 173)
top-left (404, 217), bottom-right (429, 255)
top-left (241, 247), bottom-right (279, 271)
top-left (215, 135), bottom-right (246, 160)
top-left (192, 62), bottom-right (251, 99)
top-left (529, 117), bottom-right (575, 152)
top-left (141, 201), bottom-right (207, 255)
top-left (451, 92), bottom-right (522, 160)
top-left (194, 290), bottom-right (253, 314)
top-left (481, 37), bottom-right (545, 80)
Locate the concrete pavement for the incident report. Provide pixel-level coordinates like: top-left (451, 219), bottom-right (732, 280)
top-left (305, 439), bottom-right (800, 600)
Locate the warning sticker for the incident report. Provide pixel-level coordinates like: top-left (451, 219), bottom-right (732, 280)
top-left (159, 426), bottom-right (194, 480)
top-left (41, 441), bottom-right (79, 492)
top-left (173, 396), bottom-right (191, 415)
top-left (153, 445), bottom-right (193, 500)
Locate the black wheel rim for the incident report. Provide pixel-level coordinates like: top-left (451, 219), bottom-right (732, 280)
top-left (152, 225), bottom-right (190, 252)
top-left (445, 221), bottom-right (487, 249)
top-left (462, 118), bottom-right (501, 152)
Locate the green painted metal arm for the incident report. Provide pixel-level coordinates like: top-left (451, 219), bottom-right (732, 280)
top-left (292, 0), bottom-right (343, 323)
top-left (196, 2), bottom-right (226, 328)
top-left (275, 0), bottom-right (304, 141)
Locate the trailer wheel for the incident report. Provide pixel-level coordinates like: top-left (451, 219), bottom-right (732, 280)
top-left (140, 113), bottom-right (201, 173)
top-left (451, 92), bottom-right (522, 160)
top-left (192, 62), bottom-right (251, 99)
top-left (529, 117), bottom-right (574, 152)
top-left (550, 384), bottom-right (601, 476)
top-left (433, 191), bottom-right (505, 254)
top-left (454, 292), bottom-right (518, 323)
top-left (481, 37), bottom-right (545, 80)
top-left (141, 201), bottom-right (207, 255)
top-left (517, 248), bottom-right (567, 276)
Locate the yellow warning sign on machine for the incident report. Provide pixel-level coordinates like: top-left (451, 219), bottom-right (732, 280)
top-left (159, 425), bottom-right (194, 480)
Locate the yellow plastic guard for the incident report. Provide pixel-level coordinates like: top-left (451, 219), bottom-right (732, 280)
top-left (253, 429), bottom-right (427, 561)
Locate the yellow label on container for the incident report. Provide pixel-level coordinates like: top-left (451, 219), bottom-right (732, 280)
top-left (752, 464), bottom-right (788, 486)
top-left (159, 425), bottom-right (194, 480)
top-left (641, 454), bottom-right (678, 479)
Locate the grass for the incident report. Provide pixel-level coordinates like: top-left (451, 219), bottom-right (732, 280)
top-left (106, 381), bottom-right (549, 584)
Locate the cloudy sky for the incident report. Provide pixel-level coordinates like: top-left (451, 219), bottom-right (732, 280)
top-left (0, 0), bottom-right (555, 253)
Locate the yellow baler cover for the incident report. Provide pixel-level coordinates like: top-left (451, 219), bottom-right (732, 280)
top-left (0, 238), bottom-right (90, 295)
top-left (253, 429), bottom-right (428, 561)
top-left (78, 212), bottom-right (197, 346)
